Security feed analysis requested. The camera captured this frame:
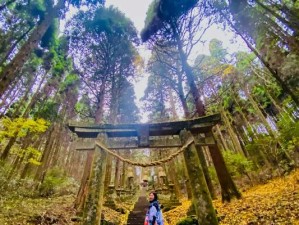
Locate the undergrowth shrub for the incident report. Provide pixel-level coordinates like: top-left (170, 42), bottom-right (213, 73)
top-left (39, 167), bottom-right (78, 197)
top-left (222, 151), bottom-right (254, 178)
top-left (176, 216), bottom-right (198, 225)
top-left (0, 162), bottom-right (37, 197)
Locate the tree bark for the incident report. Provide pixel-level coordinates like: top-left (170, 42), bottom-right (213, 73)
top-left (215, 124), bottom-right (229, 151)
top-left (0, 25), bottom-right (34, 67)
top-left (207, 131), bottom-right (241, 202)
top-left (75, 151), bottom-right (94, 210)
top-left (0, 136), bottom-right (17, 160)
top-left (254, 0), bottom-right (299, 34)
top-left (173, 26), bottom-right (205, 116)
top-left (11, 72), bottom-right (38, 118)
top-left (223, 13), bottom-right (299, 105)
top-left (0, 0), bottom-right (65, 97)
top-left (34, 125), bottom-right (56, 181)
top-left (221, 110), bottom-right (246, 155)
top-left (196, 146), bottom-right (216, 199)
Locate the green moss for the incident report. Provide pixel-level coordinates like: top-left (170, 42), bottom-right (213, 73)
top-left (177, 217), bottom-right (198, 225)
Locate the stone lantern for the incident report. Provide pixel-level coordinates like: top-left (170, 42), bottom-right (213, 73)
top-left (142, 169), bottom-right (150, 188)
top-left (158, 166), bottom-right (167, 185)
top-left (127, 167), bottom-right (134, 190)
top-left (142, 170), bottom-right (150, 182)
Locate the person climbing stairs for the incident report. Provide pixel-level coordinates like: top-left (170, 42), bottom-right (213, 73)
top-left (127, 188), bottom-right (148, 225)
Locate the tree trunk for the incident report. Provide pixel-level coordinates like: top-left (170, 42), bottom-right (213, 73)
top-left (0, 136), bottom-right (17, 160)
top-left (19, 136), bottom-right (44, 179)
top-left (221, 110), bottom-right (246, 155)
top-left (75, 151), bottom-right (94, 210)
top-left (223, 13), bottom-right (299, 105)
top-left (174, 29), bottom-right (205, 116)
top-left (215, 124), bottom-right (229, 151)
top-left (0, 72), bottom-right (48, 160)
top-left (34, 125), bottom-right (56, 181)
top-left (207, 131), bottom-right (241, 202)
top-left (0, 25), bottom-right (34, 67)
top-left (254, 0), bottom-right (299, 34)
top-left (245, 89), bottom-right (276, 137)
top-left (21, 72), bottom-right (49, 117)
top-left (0, 0), bottom-right (64, 97)
top-left (0, 83), bottom-right (21, 116)
top-left (168, 89), bottom-right (178, 119)
top-left (95, 81), bottom-right (106, 124)
top-left (196, 146), bottom-right (216, 199)
top-left (11, 73), bottom-right (38, 118)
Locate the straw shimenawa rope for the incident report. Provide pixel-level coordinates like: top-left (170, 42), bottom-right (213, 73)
top-left (95, 138), bottom-right (194, 167)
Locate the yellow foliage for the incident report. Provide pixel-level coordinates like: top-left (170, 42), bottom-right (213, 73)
top-left (102, 206), bottom-right (124, 224)
top-left (214, 169), bottom-right (299, 224)
top-left (134, 54), bottom-right (145, 73)
top-left (0, 117), bottom-right (49, 141)
top-left (163, 198), bottom-right (191, 225)
top-left (222, 65), bottom-right (235, 77)
top-left (164, 170), bottom-right (299, 225)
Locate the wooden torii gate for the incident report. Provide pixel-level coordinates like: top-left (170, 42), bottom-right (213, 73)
top-left (68, 114), bottom-right (224, 225)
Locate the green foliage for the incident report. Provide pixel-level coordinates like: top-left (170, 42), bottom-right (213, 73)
top-left (28, 0), bottom-right (47, 18)
top-left (39, 167), bottom-right (78, 197)
top-left (280, 53), bottom-right (299, 91)
top-left (0, 162), bottom-right (12, 192)
top-left (245, 134), bottom-right (290, 169)
top-left (235, 51), bottom-right (256, 74)
top-left (222, 151), bottom-right (254, 177)
top-left (277, 111), bottom-right (299, 156)
top-left (208, 166), bottom-right (218, 184)
top-left (141, 0), bottom-right (199, 41)
top-left (0, 162), bottom-right (36, 197)
top-left (59, 73), bottom-right (79, 92)
top-left (144, 0), bottom-right (159, 28)
top-left (85, 6), bottom-right (138, 43)
top-left (31, 100), bottom-right (59, 121)
top-left (41, 19), bottom-right (59, 48)
top-left (118, 81), bottom-right (140, 123)
top-left (209, 39), bottom-right (227, 62)
top-left (177, 216), bottom-right (198, 225)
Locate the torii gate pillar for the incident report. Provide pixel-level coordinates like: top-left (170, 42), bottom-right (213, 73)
top-left (180, 130), bottom-right (218, 225)
top-left (83, 133), bottom-right (108, 225)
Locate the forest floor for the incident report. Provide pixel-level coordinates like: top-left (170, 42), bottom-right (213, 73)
top-left (164, 169), bottom-right (299, 225)
top-left (0, 169), bottom-right (298, 225)
top-left (0, 193), bottom-right (128, 225)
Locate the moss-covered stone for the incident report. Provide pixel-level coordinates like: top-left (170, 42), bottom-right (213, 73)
top-left (83, 134), bottom-right (108, 225)
top-left (180, 130), bottom-right (218, 225)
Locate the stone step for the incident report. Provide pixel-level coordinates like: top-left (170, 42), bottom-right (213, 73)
top-left (126, 196), bottom-right (149, 225)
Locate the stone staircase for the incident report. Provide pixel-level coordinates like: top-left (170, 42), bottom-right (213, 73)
top-left (127, 196), bottom-right (148, 225)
